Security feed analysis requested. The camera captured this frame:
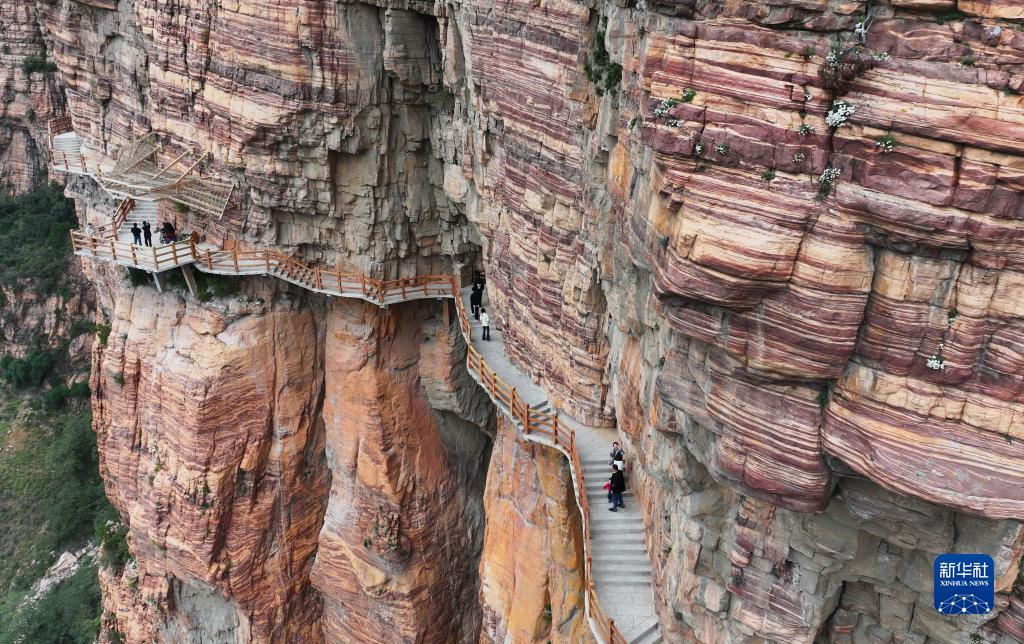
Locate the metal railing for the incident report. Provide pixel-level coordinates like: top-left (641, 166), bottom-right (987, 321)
top-left (69, 238), bottom-right (629, 642)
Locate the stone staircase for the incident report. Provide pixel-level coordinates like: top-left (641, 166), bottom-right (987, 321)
top-left (464, 288), bottom-right (661, 643)
top-left (581, 456), bottom-right (661, 643)
top-left (117, 199), bottom-right (159, 242)
top-left (51, 131), bottom-right (89, 175)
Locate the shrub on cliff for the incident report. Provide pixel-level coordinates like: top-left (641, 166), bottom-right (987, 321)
top-left (584, 21), bottom-right (622, 97)
top-left (20, 54), bottom-right (58, 76)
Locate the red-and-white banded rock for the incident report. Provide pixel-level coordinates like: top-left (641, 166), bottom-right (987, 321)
top-left (311, 301), bottom-right (488, 643)
top-left (477, 417), bottom-right (590, 642)
top-left (93, 284), bottom-right (329, 641)
top-left (11, 0), bottom-right (1024, 641)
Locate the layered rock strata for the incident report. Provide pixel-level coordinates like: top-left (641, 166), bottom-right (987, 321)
top-left (5, 0), bottom-right (1024, 642)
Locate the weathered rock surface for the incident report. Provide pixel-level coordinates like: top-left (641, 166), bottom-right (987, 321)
top-left (4, 0), bottom-right (1024, 641)
top-left (0, 1), bottom-right (61, 192)
top-left (477, 416), bottom-right (589, 643)
top-left (312, 300), bottom-right (489, 643)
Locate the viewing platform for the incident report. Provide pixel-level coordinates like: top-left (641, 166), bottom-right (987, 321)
top-left (48, 118), bottom-right (233, 220)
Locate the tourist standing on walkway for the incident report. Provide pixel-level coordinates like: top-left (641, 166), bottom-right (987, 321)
top-left (131, 223), bottom-right (142, 245)
top-left (142, 221), bottom-right (152, 247)
top-left (471, 284), bottom-right (482, 320)
top-left (609, 441), bottom-right (625, 471)
top-left (609, 464), bottom-right (625, 511)
top-left (480, 307), bottom-right (491, 341)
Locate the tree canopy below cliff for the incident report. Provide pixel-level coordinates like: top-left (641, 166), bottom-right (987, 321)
top-left (0, 181), bottom-right (77, 294)
top-left (0, 182), bottom-right (108, 643)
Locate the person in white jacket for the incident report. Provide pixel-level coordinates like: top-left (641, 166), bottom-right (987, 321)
top-left (480, 308), bottom-right (491, 341)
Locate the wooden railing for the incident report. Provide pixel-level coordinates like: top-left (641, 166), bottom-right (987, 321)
top-left (89, 198), bottom-right (135, 239)
top-left (70, 232), bottom-right (194, 272)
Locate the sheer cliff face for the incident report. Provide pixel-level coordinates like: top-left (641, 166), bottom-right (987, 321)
top-left (0, 2), bottom-right (62, 192)
top-left (19, 0), bottom-right (1024, 641)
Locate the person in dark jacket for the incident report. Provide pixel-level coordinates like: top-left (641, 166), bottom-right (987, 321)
top-left (609, 441), bottom-right (624, 466)
top-left (470, 284), bottom-right (483, 320)
top-left (130, 223), bottom-right (142, 245)
top-left (609, 464), bottom-right (625, 511)
top-left (142, 221), bottom-right (152, 247)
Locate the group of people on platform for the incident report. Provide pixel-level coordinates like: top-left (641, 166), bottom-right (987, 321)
top-left (469, 271), bottom-right (491, 341)
top-left (128, 221), bottom-right (177, 246)
top-left (605, 441), bottom-right (627, 512)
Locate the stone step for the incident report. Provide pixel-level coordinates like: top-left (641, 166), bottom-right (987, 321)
top-left (590, 531), bottom-right (647, 546)
top-left (628, 618), bottom-right (662, 644)
top-left (591, 571), bottom-right (652, 586)
top-left (590, 552), bottom-right (650, 565)
top-left (589, 514), bottom-right (644, 527)
top-left (590, 561), bottom-right (653, 574)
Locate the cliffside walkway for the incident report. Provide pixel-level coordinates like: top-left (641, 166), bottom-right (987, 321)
top-left (55, 119), bottom-right (660, 643)
top-left (69, 240), bottom-right (662, 642)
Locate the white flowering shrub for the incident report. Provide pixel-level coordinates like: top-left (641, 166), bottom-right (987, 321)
top-left (653, 98), bottom-right (679, 118)
top-left (714, 143), bottom-right (729, 155)
top-left (799, 124), bottom-right (813, 136)
top-left (826, 100), bottom-right (856, 128)
top-left (825, 46), bottom-right (841, 69)
top-left (694, 143), bottom-right (704, 155)
top-left (876, 135), bottom-right (898, 153)
top-left (817, 166), bottom-right (842, 200)
top-left (926, 356), bottom-right (947, 370)
top-left (666, 118), bottom-right (680, 127)
top-left (793, 152), bottom-right (806, 162)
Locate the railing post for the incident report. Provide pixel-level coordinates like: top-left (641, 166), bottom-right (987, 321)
top-left (264, 252), bottom-right (270, 273)
top-left (315, 266), bottom-right (322, 290)
top-left (189, 238), bottom-right (198, 261)
top-left (232, 248), bottom-right (239, 273)
top-left (152, 246), bottom-right (159, 271)
top-left (130, 244), bottom-right (138, 266)
top-left (207, 251), bottom-right (213, 270)
top-left (360, 274), bottom-right (366, 297)
top-left (171, 242), bottom-right (179, 265)
top-left (110, 240), bottom-right (117, 262)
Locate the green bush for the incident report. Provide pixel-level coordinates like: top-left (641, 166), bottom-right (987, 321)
top-left (95, 505), bottom-right (130, 573)
top-left (584, 21), bottom-right (623, 97)
top-left (126, 267), bottom-right (150, 287)
top-left (0, 563), bottom-right (102, 644)
top-left (195, 272), bottom-right (238, 302)
top-left (0, 406), bottom-right (110, 617)
top-left (20, 54), bottom-right (58, 75)
top-left (39, 380), bottom-right (90, 412)
top-left (41, 385), bottom-right (68, 412)
top-left (68, 380), bottom-right (90, 398)
top-left (0, 182), bottom-right (77, 294)
top-left (0, 347), bottom-right (58, 388)
top-left (96, 323), bottom-right (111, 346)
